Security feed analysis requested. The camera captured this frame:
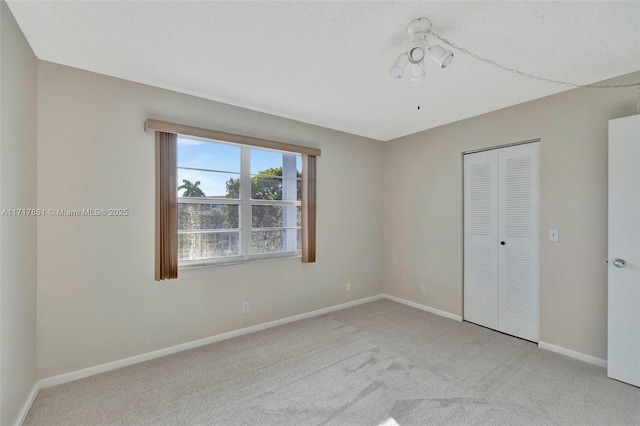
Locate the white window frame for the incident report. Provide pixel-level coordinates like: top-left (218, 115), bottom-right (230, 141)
top-left (178, 137), bottom-right (302, 267)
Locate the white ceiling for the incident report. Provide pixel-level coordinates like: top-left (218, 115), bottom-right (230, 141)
top-left (7, 1), bottom-right (640, 141)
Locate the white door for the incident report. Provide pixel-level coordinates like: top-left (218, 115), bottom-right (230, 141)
top-left (608, 114), bottom-right (640, 387)
top-left (464, 142), bottom-right (540, 342)
top-left (497, 143), bottom-right (540, 342)
top-left (464, 149), bottom-right (499, 330)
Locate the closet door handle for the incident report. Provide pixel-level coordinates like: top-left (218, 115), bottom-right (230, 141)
top-left (500, 241), bottom-right (506, 246)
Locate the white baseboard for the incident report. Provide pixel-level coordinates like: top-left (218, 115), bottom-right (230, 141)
top-left (382, 294), bottom-right (463, 322)
top-left (38, 294), bottom-right (384, 390)
top-left (382, 296), bottom-right (608, 369)
top-left (14, 381), bottom-right (40, 426)
top-left (538, 341), bottom-right (607, 368)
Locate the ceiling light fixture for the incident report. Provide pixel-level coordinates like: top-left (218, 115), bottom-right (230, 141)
top-left (389, 18), bottom-right (640, 112)
top-left (389, 17), bottom-right (454, 80)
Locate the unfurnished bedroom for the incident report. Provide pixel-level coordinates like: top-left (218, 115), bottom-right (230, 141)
top-left (1, 1), bottom-right (639, 425)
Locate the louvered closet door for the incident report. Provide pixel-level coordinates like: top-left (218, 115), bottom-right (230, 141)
top-left (497, 143), bottom-right (540, 342)
top-left (464, 142), bottom-right (539, 343)
top-left (464, 150), bottom-right (499, 330)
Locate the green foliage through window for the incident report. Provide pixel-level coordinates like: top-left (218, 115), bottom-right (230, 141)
top-left (177, 148), bottom-right (302, 262)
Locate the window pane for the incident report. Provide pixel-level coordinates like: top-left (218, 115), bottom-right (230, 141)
top-left (252, 205), bottom-right (301, 228)
top-left (250, 150), bottom-right (299, 174)
top-left (251, 229), bottom-right (300, 254)
top-left (178, 232), bottom-right (240, 261)
top-left (250, 149), bottom-right (300, 201)
top-left (251, 176), bottom-right (300, 201)
top-left (179, 204), bottom-right (239, 230)
top-left (178, 169), bottom-right (240, 198)
top-left (177, 137), bottom-right (240, 172)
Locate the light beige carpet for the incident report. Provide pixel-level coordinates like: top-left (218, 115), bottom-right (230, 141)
top-left (25, 300), bottom-right (640, 425)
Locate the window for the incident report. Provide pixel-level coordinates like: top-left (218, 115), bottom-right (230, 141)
top-left (177, 136), bottom-right (303, 265)
top-left (149, 119), bottom-right (319, 280)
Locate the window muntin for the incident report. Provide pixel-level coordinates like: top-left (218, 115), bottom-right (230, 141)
top-left (177, 136), bottom-right (302, 265)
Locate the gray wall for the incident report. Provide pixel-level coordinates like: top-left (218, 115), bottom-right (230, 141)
top-left (0, 1), bottom-right (38, 424)
top-left (383, 71), bottom-right (640, 360)
top-left (37, 61), bottom-right (384, 378)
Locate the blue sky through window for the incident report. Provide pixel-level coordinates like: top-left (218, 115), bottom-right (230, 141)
top-left (177, 137), bottom-right (301, 197)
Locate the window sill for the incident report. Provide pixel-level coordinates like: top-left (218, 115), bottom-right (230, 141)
top-left (179, 253), bottom-right (302, 270)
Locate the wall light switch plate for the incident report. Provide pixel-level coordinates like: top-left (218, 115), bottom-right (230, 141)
top-left (549, 229), bottom-right (559, 242)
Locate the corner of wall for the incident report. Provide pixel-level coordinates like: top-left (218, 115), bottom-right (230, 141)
top-left (1, 1), bottom-right (39, 424)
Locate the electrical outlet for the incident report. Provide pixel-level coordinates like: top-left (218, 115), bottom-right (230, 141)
top-left (242, 302), bottom-right (249, 314)
top-left (419, 284), bottom-right (426, 294)
top-left (346, 282), bottom-right (351, 291)
top-left (549, 229), bottom-right (559, 242)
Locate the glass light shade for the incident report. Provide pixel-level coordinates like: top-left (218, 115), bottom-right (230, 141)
top-left (408, 39), bottom-right (427, 63)
top-left (429, 45), bottom-right (454, 68)
top-left (389, 52), bottom-right (409, 79)
top-left (410, 61), bottom-right (425, 82)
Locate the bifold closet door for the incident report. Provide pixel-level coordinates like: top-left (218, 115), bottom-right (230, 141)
top-left (464, 142), bottom-right (539, 342)
top-left (464, 149), bottom-right (499, 330)
top-left (497, 143), bottom-right (540, 342)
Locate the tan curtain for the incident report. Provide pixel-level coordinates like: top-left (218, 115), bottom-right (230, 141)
top-left (155, 131), bottom-right (178, 280)
top-left (302, 155), bottom-right (317, 263)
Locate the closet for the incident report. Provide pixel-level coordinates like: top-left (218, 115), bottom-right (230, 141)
top-left (463, 142), bottom-right (540, 342)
